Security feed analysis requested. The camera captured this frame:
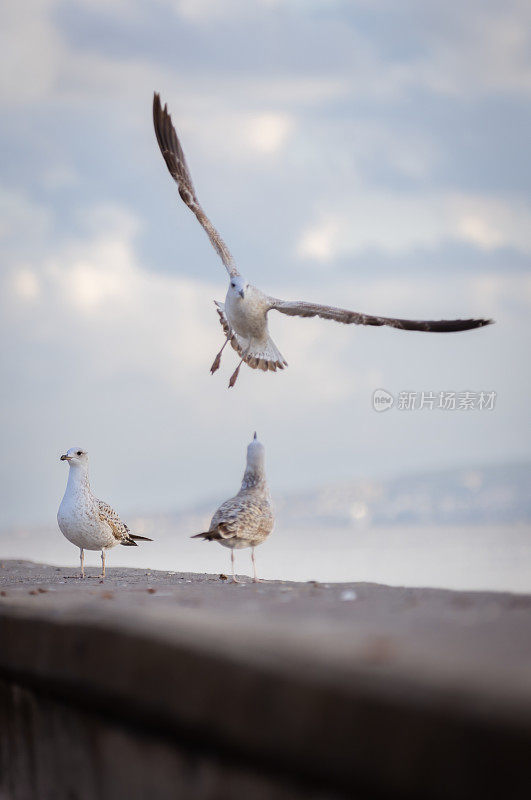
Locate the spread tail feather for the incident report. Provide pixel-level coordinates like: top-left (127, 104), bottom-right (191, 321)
top-left (191, 530), bottom-right (215, 540)
top-left (192, 524), bottom-right (231, 541)
top-left (214, 301), bottom-right (288, 372)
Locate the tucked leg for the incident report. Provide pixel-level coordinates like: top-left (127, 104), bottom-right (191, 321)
top-left (228, 358), bottom-right (244, 388)
top-left (80, 548), bottom-right (85, 579)
top-left (251, 547), bottom-right (261, 583)
top-left (101, 549), bottom-right (106, 579)
top-left (229, 345), bottom-right (251, 389)
top-left (210, 335), bottom-right (230, 374)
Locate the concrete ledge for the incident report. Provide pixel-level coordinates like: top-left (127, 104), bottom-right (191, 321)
top-left (1, 561), bottom-right (531, 798)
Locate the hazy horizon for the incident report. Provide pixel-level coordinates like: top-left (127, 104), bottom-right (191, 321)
top-left (3, 459), bottom-right (530, 593)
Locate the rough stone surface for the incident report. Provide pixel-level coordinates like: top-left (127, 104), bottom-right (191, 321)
top-left (1, 560), bottom-right (531, 799)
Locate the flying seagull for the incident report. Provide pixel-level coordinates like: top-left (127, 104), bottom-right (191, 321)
top-left (192, 433), bottom-right (274, 583)
top-left (153, 93), bottom-right (493, 387)
top-left (58, 447), bottom-right (152, 578)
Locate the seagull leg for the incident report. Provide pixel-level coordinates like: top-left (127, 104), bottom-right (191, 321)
top-left (80, 548), bottom-right (85, 579)
top-left (230, 550), bottom-right (241, 584)
top-left (101, 550), bottom-right (106, 580)
top-left (228, 359), bottom-right (243, 388)
top-left (228, 346), bottom-right (250, 389)
top-left (210, 335), bottom-right (230, 374)
top-left (251, 547), bottom-right (261, 583)
top-left (229, 342), bottom-right (252, 389)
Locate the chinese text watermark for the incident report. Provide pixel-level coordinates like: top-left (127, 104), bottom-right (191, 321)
top-left (372, 389), bottom-right (496, 412)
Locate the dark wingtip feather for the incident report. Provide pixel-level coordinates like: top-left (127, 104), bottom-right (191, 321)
top-left (400, 317), bottom-right (495, 333)
top-left (454, 318), bottom-right (495, 332)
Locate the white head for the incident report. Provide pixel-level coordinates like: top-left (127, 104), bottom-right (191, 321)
top-left (246, 431), bottom-right (265, 472)
top-left (228, 274), bottom-right (249, 300)
top-left (60, 447), bottom-right (89, 469)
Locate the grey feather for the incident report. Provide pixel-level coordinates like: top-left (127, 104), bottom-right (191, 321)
top-left (153, 93), bottom-right (239, 278)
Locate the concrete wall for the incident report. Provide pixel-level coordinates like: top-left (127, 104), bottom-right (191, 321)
top-left (1, 567), bottom-right (531, 798)
top-left (1, 679), bottom-right (339, 800)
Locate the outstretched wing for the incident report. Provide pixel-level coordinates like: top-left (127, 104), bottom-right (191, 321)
top-left (153, 92), bottom-right (238, 277)
top-left (269, 299), bottom-right (493, 333)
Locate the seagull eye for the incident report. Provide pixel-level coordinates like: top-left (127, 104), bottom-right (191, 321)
top-left (76, 451), bottom-right (82, 456)
top-left (231, 282), bottom-right (235, 288)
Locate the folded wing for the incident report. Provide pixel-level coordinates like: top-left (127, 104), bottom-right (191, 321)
top-left (97, 499), bottom-right (152, 546)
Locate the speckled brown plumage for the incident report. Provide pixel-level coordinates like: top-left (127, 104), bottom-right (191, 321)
top-left (204, 491), bottom-right (273, 549)
top-left (192, 433), bottom-right (273, 582)
top-left (58, 448), bottom-right (152, 578)
top-left (96, 500), bottom-right (150, 547)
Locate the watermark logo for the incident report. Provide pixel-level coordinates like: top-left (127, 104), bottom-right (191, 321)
top-left (372, 388), bottom-right (395, 412)
top-left (372, 390), bottom-right (496, 412)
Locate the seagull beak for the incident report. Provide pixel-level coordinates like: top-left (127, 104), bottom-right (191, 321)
top-left (253, 431), bottom-right (257, 440)
top-left (239, 289), bottom-right (245, 299)
top-left (60, 454), bottom-right (71, 461)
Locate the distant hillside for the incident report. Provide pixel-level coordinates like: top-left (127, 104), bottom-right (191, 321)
top-left (272, 462), bottom-right (531, 528)
top-left (154, 462), bottom-right (531, 534)
top-left (3, 464), bottom-right (530, 558)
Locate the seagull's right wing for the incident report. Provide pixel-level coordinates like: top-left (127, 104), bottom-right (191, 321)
top-left (269, 299), bottom-right (493, 333)
top-left (153, 92), bottom-right (238, 277)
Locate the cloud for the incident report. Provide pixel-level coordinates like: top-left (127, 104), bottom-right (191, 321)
top-left (6, 190), bottom-right (516, 416)
top-left (417, 3), bottom-right (531, 97)
top-left (4, 210), bottom-right (216, 385)
top-left (244, 112), bottom-right (294, 155)
top-left (171, 0), bottom-right (301, 24)
top-left (10, 269), bottom-right (41, 302)
top-left (296, 192), bottom-right (531, 261)
top-left (296, 217), bottom-right (341, 261)
top-left (341, 0), bottom-right (531, 98)
top-left (0, 188), bottom-right (52, 243)
top-left (0, 1), bottom-right (63, 103)
top-left (0, 192), bottom-right (362, 403)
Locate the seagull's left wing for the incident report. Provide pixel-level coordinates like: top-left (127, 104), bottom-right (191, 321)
top-left (269, 299), bottom-right (493, 332)
top-left (153, 92), bottom-right (239, 277)
top-left (97, 500), bottom-right (152, 546)
top-left (97, 499), bottom-right (130, 542)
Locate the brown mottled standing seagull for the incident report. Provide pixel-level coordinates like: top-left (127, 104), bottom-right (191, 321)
top-left (57, 447), bottom-right (152, 578)
top-left (192, 433), bottom-right (273, 583)
top-left (153, 92), bottom-right (493, 388)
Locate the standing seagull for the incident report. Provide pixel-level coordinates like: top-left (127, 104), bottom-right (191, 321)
top-left (57, 447), bottom-right (152, 578)
top-left (192, 433), bottom-right (273, 583)
top-left (153, 93), bottom-right (493, 387)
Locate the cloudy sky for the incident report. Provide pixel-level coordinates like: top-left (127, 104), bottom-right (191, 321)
top-left (1, 0), bottom-right (530, 530)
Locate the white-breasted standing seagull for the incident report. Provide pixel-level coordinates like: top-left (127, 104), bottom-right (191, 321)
top-left (153, 93), bottom-right (493, 388)
top-left (192, 433), bottom-right (274, 583)
top-left (58, 447), bottom-right (152, 578)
